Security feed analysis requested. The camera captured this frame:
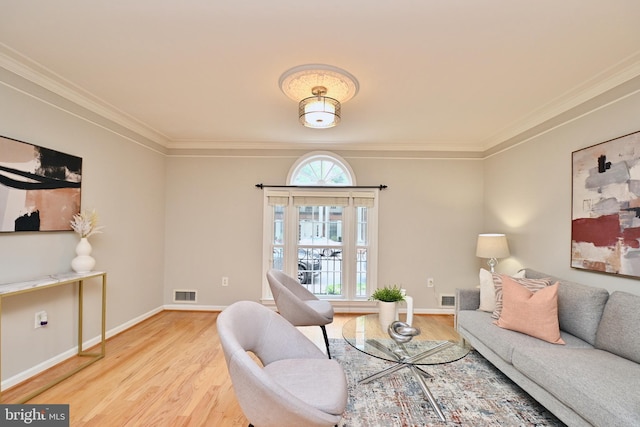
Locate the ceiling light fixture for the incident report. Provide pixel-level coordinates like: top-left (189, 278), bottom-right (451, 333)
top-left (279, 64), bottom-right (359, 129)
top-left (299, 86), bottom-right (340, 128)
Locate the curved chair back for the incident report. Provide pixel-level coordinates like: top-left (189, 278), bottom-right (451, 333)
top-left (217, 301), bottom-right (347, 427)
top-left (266, 269), bottom-right (333, 327)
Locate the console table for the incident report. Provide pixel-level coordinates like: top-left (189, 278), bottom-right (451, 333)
top-left (0, 271), bottom-right (107, 403)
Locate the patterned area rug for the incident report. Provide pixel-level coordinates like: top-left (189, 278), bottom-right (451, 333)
top-left (330, 339), bottom-right (566, 426)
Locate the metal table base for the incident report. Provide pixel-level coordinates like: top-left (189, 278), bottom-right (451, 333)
top-left (358, 339), bottom-right (456, 422)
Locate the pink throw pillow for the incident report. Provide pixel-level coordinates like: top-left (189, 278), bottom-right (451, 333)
top-left (495, 277), bottom-right (565, 345)
top-left (491, 274), bottom-right (552, 320)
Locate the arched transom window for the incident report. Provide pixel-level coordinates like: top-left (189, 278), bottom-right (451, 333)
top-left (288, 152), bottom-right (355, 186)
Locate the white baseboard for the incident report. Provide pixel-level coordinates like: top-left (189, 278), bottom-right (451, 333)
top-left (163, 304), bottom-right (225, 311)
top-left (2, 302), bottom-right (452, 391)
top-left (1, 306), bottom-right (164, 391)
top-left (262, 298), bottom-right (454, 314)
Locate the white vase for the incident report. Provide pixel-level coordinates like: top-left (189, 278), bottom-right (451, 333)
top-left (71, 237), bottom-right (96, 273)
top-left (377, 300), bottom-right (398, 331)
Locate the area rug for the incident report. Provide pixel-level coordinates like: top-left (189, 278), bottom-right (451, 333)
top-left (330, 339), bottom-right (566, 426)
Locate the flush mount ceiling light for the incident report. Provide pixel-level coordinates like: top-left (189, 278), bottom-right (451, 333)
top-left (279, 64), bottom-right (359, 129)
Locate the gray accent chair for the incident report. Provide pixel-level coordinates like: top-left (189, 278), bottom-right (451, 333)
top-left (217, 300), bottom-right (348, 427)
top-left (266, 269), bottom-right (334, 358)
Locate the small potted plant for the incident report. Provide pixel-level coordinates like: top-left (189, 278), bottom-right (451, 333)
top-left (370, 285), bottom-right (405, 303)
top-left (370, 285), bottom-right (405, 330)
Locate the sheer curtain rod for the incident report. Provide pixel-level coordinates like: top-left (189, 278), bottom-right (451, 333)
top-left (255, 183), bottom-right (387, 190)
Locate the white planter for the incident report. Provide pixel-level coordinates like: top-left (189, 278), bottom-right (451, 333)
top-left (71, 237), bottom-right (96, 273)
top-left (377, 300), bottom-right (398, 331)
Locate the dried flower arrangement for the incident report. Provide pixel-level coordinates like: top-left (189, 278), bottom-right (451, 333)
top-left (70, 209), bottom-right (105, 238)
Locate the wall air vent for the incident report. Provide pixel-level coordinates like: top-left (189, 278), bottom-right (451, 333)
top-left (439, 294), bottom-right (455, 308)
top-left (173, 289), bottom-right (197, 303)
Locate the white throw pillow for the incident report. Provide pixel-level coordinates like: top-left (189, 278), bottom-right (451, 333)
top-left (478, 268), bottom-right (524, 312)
top-left (478, 268), bottom-right (495, 312)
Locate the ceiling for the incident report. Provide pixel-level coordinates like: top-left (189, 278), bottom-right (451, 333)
top-left (1, 1), bottom-right (640, 154)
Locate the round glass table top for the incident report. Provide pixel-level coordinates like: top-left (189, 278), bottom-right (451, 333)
top-left (342, 314), bottom-right (470, 365)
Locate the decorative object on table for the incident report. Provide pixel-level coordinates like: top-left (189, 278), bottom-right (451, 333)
top-left (388, 321), bottom-right (421, 344)
top-left (0, 135), bottom-right (82, 232)
top-left (400, 289), bottom-right (414, 326)
top-left (370, 285), bottom-right (405, 330)
top-left (571, 129), bottom-right (640, 277)
top-left (70, 209), bottom-right (104, 273)
top-left (476, 233), bottom-right (510, 272)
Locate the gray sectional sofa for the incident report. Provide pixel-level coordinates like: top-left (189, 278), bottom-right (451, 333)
top-left (455, 268), bottom-right (640, 427)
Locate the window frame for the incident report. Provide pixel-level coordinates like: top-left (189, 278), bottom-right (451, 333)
top-left (262, 188), bottom-right (378, 302)
top-left (261, 152), bottom-right (378, 306)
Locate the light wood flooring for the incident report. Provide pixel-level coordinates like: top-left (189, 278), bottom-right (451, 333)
top-left (1, 310), bottom-right (454, 426)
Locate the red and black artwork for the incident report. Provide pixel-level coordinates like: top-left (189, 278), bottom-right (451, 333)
top-left (572, 130), bottom-right (640, 278)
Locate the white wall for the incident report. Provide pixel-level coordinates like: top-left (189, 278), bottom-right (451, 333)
top-left (0, 73), bottom-right (167, 382)
top-left (163, 153), bottom-right (485, 309)
top-left (350, 156), bottom-right (485, 304)
top-left (164, 155), bottom-right (286, 307)
top-left (484, 90), bottom-right (640, 295)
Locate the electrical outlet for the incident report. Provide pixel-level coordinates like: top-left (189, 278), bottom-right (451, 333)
top-left (427, 278), bottom-right (434, 288)
top-left (222, 276), bottom-right (229, 287)
top-left (34, 311), bottom-right (48, 328)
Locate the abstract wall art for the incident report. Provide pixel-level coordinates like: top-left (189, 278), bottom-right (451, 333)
top-left (0, 135), bottom-right (82, 232)
top-left (572, 130), bottom-right (640, 278)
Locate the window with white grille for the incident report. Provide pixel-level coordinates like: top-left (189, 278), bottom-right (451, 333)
top-left (263, 152), bottom-right (378, 301)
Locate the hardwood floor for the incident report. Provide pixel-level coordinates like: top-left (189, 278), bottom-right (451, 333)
top-left (1, 310), bottom-right (454, 426)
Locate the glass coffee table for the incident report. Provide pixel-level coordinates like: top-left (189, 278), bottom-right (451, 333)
top-left (342, 314), bottom-right (470, 421)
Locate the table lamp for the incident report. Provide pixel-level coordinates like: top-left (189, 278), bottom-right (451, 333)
top-left (476, 233), bottom-right (510, 273)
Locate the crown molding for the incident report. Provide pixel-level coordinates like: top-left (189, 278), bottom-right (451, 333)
top-left (165, 139), bottom-right (484, 153)
top-left (0, 43), bottom-right (170, 147)
top-left (480, 51), bottom-right (640, 151)
top-left (166, 147), bottom-right (484, 160)
top-left (483, 73), bottom-right (640, 159)
top-left (2, 42), bottom-right (639, 158)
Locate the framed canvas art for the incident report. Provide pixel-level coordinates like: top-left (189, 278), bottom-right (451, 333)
top-left (571, 130), bottom-right (640, 277)
top-left (0, 135), bottom-right (82, 232)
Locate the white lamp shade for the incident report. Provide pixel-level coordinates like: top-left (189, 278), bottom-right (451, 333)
top-left (476, 234), bottom-right (510, 259)
top-left (298, 95), bottom-right (340, 129)
top-left (305, 99), bottom-right (335, 123)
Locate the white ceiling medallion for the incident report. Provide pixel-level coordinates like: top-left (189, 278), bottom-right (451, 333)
top-left (279, 64), bottom-right (359, 129)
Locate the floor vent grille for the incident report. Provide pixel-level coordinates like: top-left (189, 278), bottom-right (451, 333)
top-left (173, 290), bottom-right (197, 303)
top-left (439, 294), bottom-right (456, 308)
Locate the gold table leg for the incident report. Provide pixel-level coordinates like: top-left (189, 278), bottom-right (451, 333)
top-left (0, 273), bottom-right (107, 403)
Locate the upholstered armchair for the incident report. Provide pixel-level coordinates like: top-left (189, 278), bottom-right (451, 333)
top-left (266, 269), bottom-right (334, 358)
top-left (217, 300), bottom-right (348, 427)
